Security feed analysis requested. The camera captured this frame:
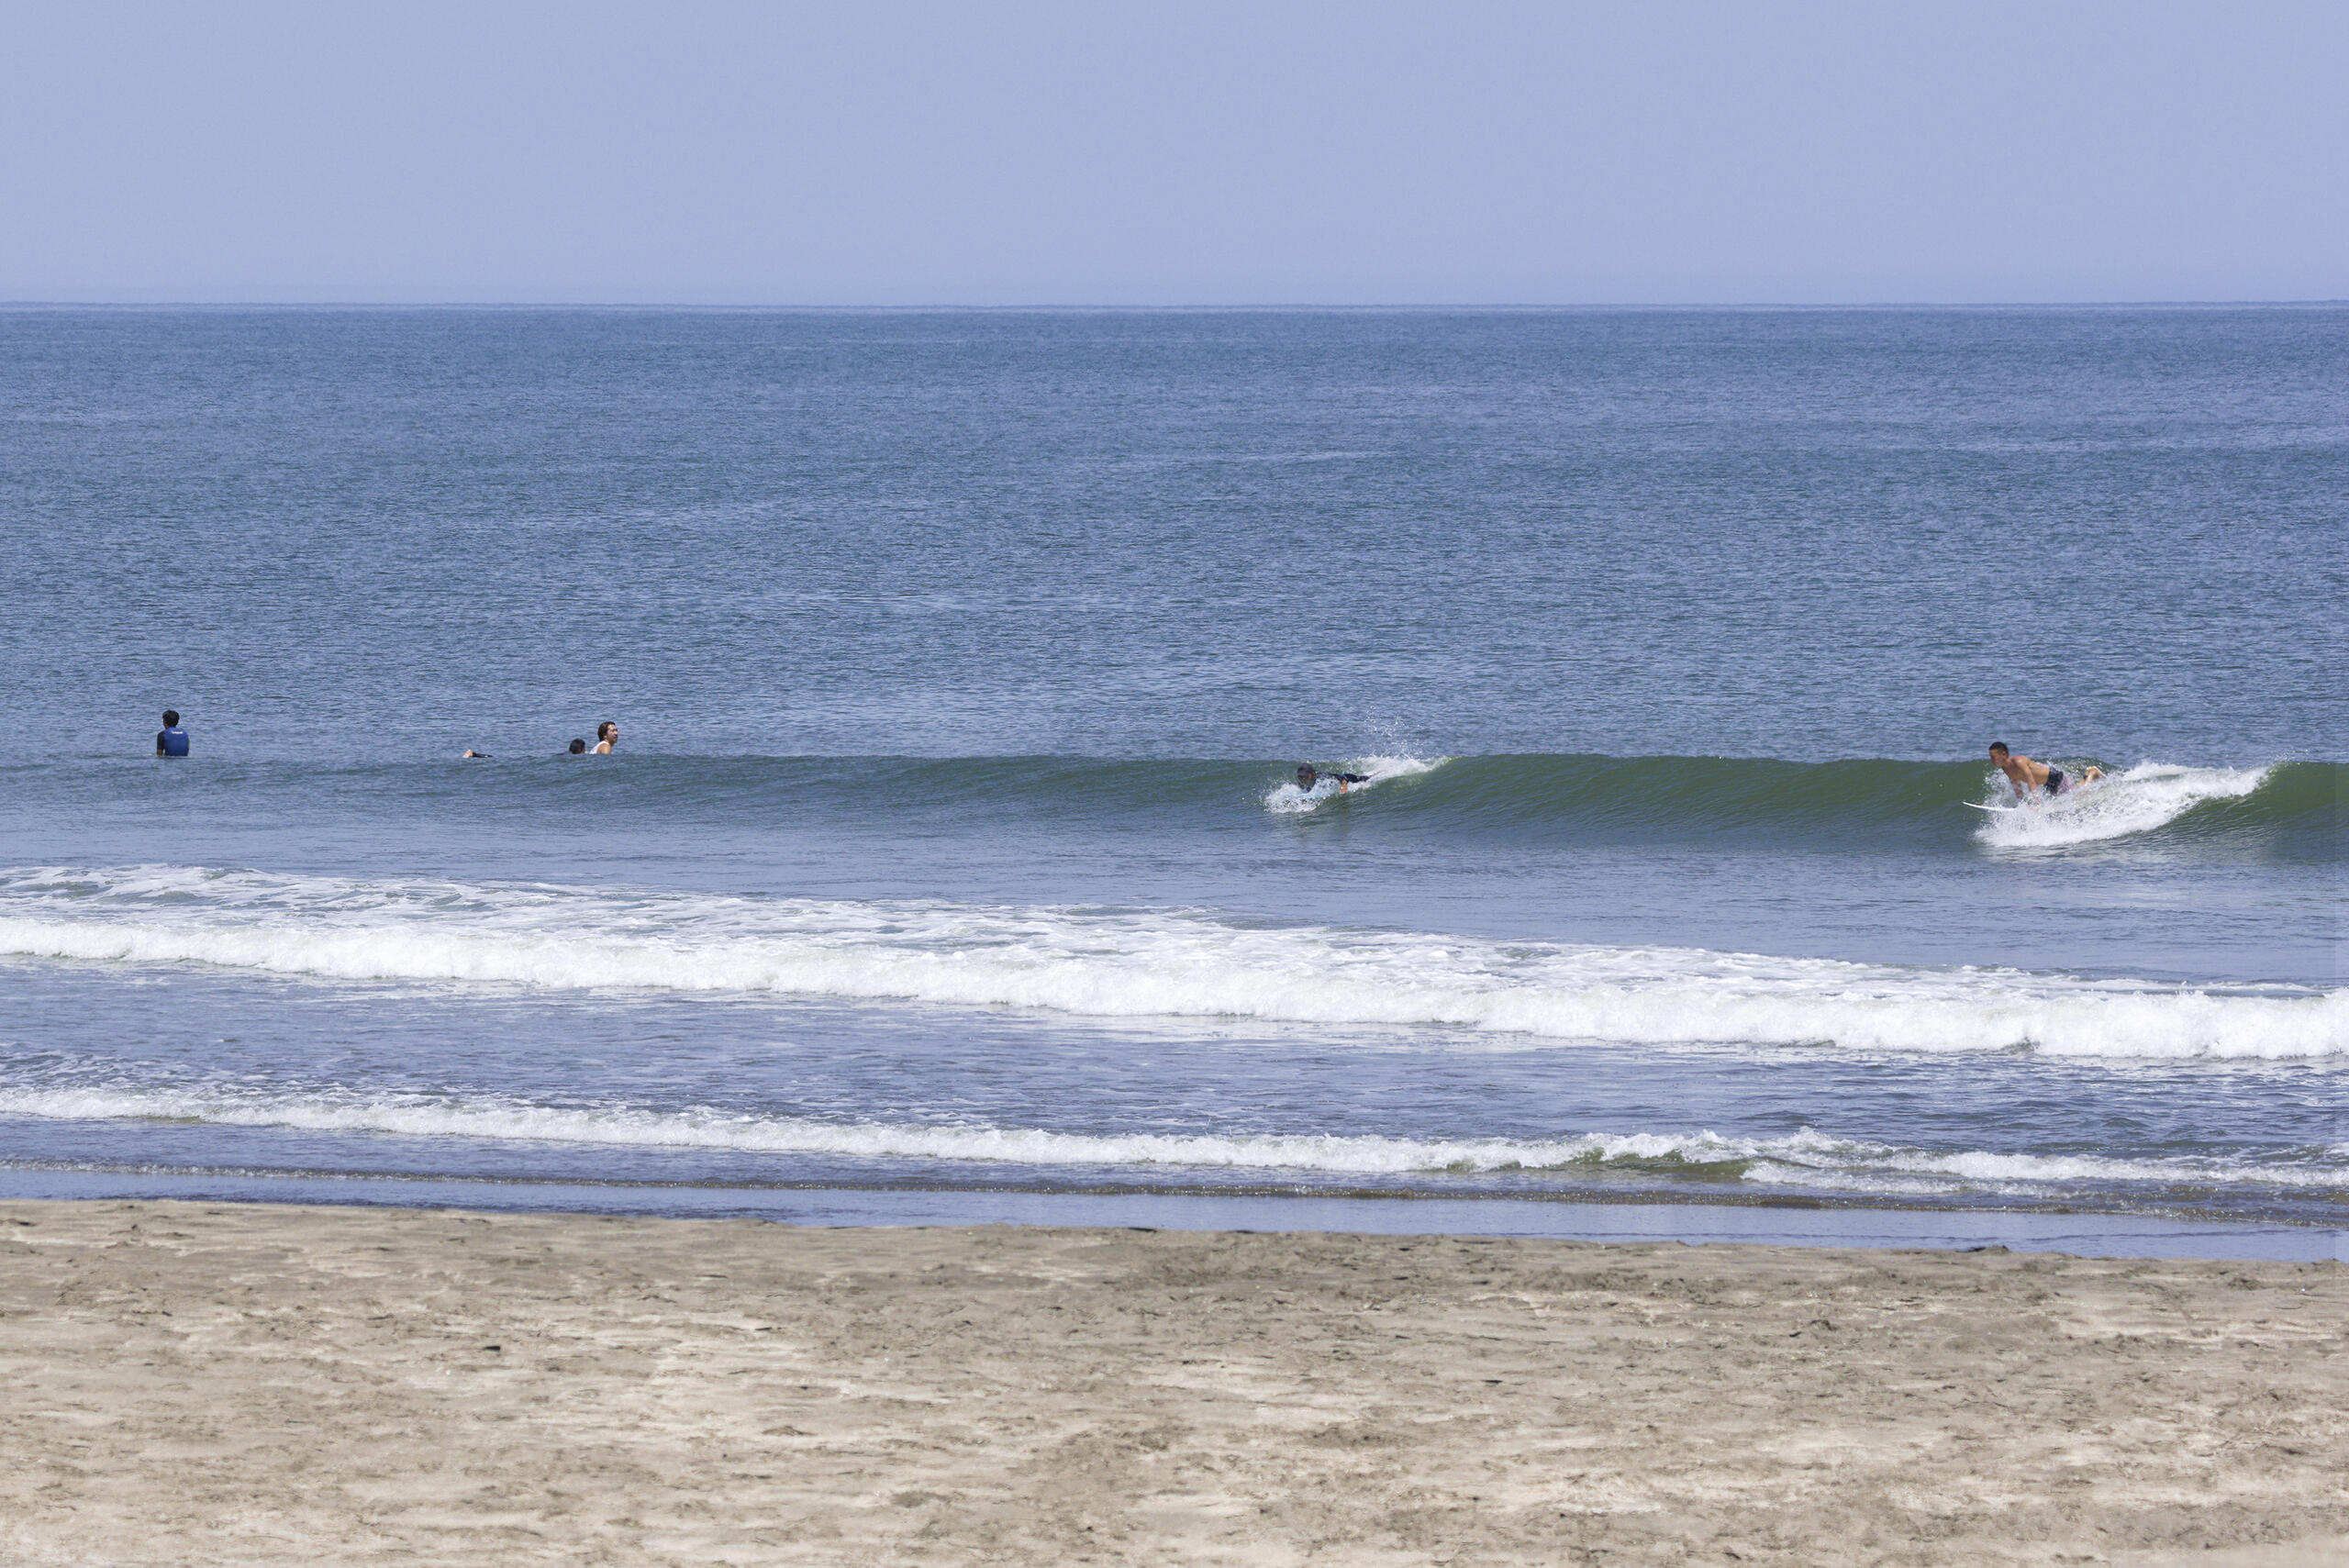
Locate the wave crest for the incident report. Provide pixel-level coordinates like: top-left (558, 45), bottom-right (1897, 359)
top-left (1262, 755), bottom-right (1444, 814)
top-left (1973, 762), bottom-right (2274, 849)
top-left (1, 866), bottom-right (2338, 1061)
top-left (3, 1083), bottom-right (2339, 1196)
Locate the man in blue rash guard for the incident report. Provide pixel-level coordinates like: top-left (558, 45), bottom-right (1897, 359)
top-left (154, 709), bottom-right (189, 757)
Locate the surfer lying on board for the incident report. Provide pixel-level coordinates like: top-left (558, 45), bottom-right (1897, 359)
top-left (1989, 741), bottom-right (2102, 803)
top-left (1297, 764), bottom-right (1370, 795)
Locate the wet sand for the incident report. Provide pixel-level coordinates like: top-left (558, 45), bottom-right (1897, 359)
top-left (1, 1199), bottom-right (2343, 1566)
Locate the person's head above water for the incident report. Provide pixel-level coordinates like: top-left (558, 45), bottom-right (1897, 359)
top-left (568, 738), bottom-right (587, 754)
top-left (1296, 764), bottom-right (1318, 789)
top-left (162, 709), bottom-right (179, 728)
top-left (1988, 741), bottom-right (2010, 759)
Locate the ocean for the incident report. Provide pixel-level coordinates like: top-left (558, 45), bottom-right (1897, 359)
top-left (1, 306), bottom-right (2341, 1257)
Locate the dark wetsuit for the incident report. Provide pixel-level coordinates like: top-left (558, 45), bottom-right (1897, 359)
top-left (1297, 769), bottom-right (1371, 791)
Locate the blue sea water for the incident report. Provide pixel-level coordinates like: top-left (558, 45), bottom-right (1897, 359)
top-left (1, 306), bottom-right (2343, 1255)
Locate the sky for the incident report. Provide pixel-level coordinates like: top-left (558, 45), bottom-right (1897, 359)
top-left (2, 0), bottom-right (2343, 306)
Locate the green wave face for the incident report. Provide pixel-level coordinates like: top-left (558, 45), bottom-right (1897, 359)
top-left (1366, 755), bottom-right (2338, 855)
top-left (9, 753), bottom-right (2336, 860)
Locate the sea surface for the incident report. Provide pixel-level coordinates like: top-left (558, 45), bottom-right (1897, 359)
top-left (1, 306), bottom-right (2342, 1257)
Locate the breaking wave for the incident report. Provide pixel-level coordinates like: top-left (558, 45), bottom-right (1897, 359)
top-left (11, 753), bottom-right (2332, 856)
top-left (0, 865), bottom-right (2338, 1061)
top-left (1969, 762), bottom-right (2283, 849)
top-left (1, 1081), bottom-right (2339, 1198)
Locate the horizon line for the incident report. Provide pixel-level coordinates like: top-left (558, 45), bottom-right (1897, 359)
top-left (4, 298), bottom-right (2346, 313)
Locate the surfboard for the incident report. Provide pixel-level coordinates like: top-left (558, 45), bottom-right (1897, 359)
top-left (1965, 801), bottom-right (2018, 813)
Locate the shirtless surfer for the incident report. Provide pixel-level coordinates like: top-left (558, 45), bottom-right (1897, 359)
top-left (1988, 741), bottom-right (2102, 804)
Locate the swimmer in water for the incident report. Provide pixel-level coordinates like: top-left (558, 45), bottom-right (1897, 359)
top-left (1296, 763), bottom-right (1370, 795)
top-left (1988, 741), bottom-right (2102, 804)
top-left (154, 709), bottom-right (189, 757)
top-left (568, 738), bottom-right (587, 755)
top-left (593, 720), bottom-right (618, 754)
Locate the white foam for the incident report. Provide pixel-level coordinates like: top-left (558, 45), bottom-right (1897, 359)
top-left (1264, 754), bottom-right (1442, 814)
top-left (0, 1084), bottom-right (1732, 1171)
top-left (1973, 761), bottom-right (2270, 849)
top-left (3, 1084), bottom-right (2338, 1195)
top-left (1, 864), bottom-right (2341, 1061)
top-left (1751, 1145), bottom-right (2348, 1191)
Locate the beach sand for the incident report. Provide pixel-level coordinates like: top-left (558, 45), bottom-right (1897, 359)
top-left (0, 1200), bottom-right (2342, 1566)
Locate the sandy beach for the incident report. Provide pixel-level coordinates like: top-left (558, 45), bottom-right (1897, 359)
top-left (0, 1200), bottom-right (2342, 1566)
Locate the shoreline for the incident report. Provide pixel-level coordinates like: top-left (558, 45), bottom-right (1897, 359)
top-left (5, 1169), bottom-right (2342, 1262)
top-left (4, 1197), bottom-right (2343, 1565)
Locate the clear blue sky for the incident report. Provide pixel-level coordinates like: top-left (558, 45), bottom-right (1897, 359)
top-left (4, 0), bottom-right (2343, 305)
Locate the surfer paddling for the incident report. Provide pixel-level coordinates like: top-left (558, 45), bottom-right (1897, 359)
top-left (1988, 741), bottom-right (2101, 804)
top-left (1297, 763), bottom-right (1370, 795)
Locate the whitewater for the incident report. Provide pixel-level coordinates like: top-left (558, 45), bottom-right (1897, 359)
top-left (3, 865), bottom-right (2338, 1061)
top-left (1969, 762), bottom-right (2278, 850)
top-left (3, 1079), bottom-right (2341, 1197)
